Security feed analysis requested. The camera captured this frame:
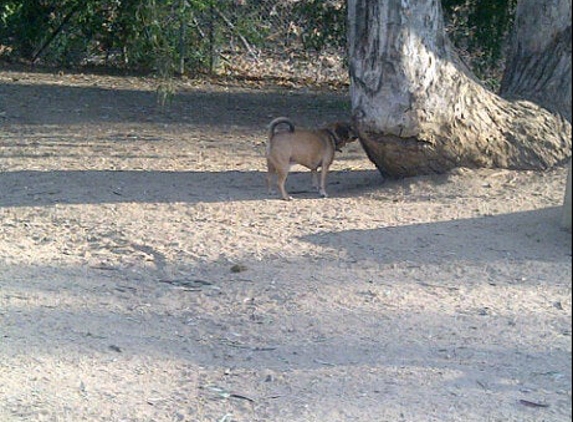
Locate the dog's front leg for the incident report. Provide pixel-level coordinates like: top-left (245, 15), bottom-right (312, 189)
top-left (318, 167), bottom-right (329, 198)
top-left (311, 169), bottom-right (320, 192)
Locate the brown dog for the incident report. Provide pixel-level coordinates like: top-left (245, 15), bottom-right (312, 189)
top-left (265, 117), bottom-right (358, 200)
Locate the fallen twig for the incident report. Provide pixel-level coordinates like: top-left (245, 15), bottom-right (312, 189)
top-left (158, 279), bottom-right (214, 290)
top-left (519, 399), bottom-right (549, 408)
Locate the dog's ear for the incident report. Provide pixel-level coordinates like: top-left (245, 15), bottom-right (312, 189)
top-left (334, 123), bottom-right (358, 142)
top-left (348, 124), bottom-right (359, 141)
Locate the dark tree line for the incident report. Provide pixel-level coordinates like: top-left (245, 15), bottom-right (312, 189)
top-left (1, 0), bottom-right (517, 84)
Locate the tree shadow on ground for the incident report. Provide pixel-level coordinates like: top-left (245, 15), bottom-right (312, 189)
top-left (301, 206), bottom-right (572, 266)
top-left (1, 256), bottom-right (570, 400)
top-left (1, 206), bottom-right (570, 417)
top-left (0, 169), bottom-right (382, 207)
top-left (0, 80), bottom-right (350, 129)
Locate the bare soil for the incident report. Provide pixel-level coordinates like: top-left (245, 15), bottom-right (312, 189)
top-left (0, 68), bottom-right (571, 422)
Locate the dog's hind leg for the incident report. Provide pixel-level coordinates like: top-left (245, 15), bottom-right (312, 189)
top-left (266, 160), bottom-right (277, 195)
top-left (276, 168), bottom-right (292, 201)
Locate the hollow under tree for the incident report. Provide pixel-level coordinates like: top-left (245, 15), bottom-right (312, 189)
top-left (348, 0), bottom-right (571, 178)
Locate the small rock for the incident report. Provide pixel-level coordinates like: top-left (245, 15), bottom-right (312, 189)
top-left (231, 264), bottom-right (248, 273)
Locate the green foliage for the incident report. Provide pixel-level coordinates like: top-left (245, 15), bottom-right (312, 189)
top-left (0, 0), bottom-right (59, 59)
top-left (292, 0), bottom-right (346, 52)
top-left (0, 0), bottom-right (517, 86)
top-left (442, 0), bottom-right (518, 87)
top-left (0, 0), bottom-right (215, 72)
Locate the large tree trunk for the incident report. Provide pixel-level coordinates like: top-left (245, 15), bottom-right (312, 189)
top-left (348, 0), bottom-right (571, 178)
top-left (500, 0), bottom-right (572, 122)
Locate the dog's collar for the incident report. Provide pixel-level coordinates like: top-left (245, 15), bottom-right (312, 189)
top-left (324, 129), bottom-right (343, 152)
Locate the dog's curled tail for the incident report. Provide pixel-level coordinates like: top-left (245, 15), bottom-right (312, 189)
top-left (269, 117), bottom-right (295, 137)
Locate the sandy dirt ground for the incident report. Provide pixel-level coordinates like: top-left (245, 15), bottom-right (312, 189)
top-left (0, 68), bottom-right (571, 422)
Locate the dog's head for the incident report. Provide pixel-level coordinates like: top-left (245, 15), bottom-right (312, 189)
top-left (327, 122), bottom-right (359, 152)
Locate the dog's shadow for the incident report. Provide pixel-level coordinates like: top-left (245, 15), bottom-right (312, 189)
top-left (283, 169), bottom-right (383, 198)
top-left (0, 169), bottom-right (382, 207)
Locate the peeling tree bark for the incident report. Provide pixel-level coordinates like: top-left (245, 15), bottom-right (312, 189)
top-left (348, 0), bottom-right (571, 178)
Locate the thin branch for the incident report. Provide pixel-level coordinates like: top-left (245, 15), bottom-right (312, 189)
top-left (213, 6), bottom-right (259, 61)
top-left (32, 3), bottom-right (82, 64)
